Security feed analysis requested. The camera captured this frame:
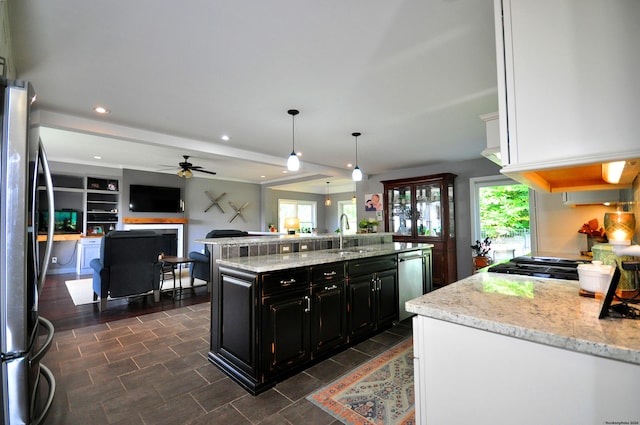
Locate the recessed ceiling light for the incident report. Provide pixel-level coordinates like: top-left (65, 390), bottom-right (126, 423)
top-left (260, 175), bottom-right (266, 178)
top-left (94, 106), bottom-right (110, 114)
top-left (221, 135), bottom-right (230, 141)
top-left (282, 170), bottom-right (288, 174)
top-left (347, 162), bottom-right (353, 168)
top-left (93, 156), bottom-right (102, 160)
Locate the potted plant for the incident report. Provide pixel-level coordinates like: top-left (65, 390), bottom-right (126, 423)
top-left (471, 237), bottom-right (492, 269)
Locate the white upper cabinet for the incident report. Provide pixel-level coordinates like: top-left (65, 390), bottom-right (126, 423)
top-left (494, 0), bottom-right (640, 192)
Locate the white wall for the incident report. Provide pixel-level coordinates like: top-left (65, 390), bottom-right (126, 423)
top-left (532, 192), bottom-right (612, 255)
top-left (184, 178), bottom-right (262, 254)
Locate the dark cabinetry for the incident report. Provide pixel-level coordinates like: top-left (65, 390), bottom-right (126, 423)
top-left (310, 263), bottom-right (346, 356)
top-left (383, 173), bottom-right (457, 285)
top-left (348, 255), bottom-right (398, 339)
top-left (212, 253), bottom-right (401, 395)
top-left (261, 268), bottom-right (310, 376)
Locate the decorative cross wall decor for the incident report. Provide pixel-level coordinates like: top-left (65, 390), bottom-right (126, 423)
top-left (204, 191), bottom-right (226, 213)
top-left (229, 202), bottom-right (248, 223)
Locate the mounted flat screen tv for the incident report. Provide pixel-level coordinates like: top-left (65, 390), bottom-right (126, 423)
top-left (129, 184), bottom-right (182, 213)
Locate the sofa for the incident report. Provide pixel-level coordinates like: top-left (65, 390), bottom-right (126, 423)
top-left (90, 230), bottom-right (164, 311)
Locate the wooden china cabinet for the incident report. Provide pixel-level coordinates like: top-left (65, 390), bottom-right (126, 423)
top-left (382, 173), bottom-right (457, 286)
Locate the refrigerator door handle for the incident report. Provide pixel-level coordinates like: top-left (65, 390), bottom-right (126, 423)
top-left (30, 363), bottom-right (56, 425)
top-left (31, 316), bottom-right (54, 364)
top-left (37, 141), bottom-right (55, 292)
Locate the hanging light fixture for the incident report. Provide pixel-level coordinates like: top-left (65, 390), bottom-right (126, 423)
top-left (352, 182), bottom-right (357, 204)
top-left (286, 109), bottom-right (300, 171)
top-left (325, 181), bottom-right (332, 206)
top-left (351, 132), bottom-right (362, 181)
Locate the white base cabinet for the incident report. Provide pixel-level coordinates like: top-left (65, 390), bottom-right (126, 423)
top-left (76, 237), bottom-right (101, 275)
top-left (412, 315), bottom-right (639, 425)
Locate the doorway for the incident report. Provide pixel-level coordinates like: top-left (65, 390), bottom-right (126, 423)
top-left (470, 176), bottom-right (536, 262)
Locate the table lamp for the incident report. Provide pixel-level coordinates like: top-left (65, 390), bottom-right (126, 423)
top-left (284, 217), bottom-right (300, 235)
top-left (604, 211), bottom-right (636, 245)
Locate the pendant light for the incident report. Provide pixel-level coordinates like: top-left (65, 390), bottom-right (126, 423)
top-left (351, 132), bottom-right (362, 181)
top-left (324, 181), bottom-right (332, 206)
top-left (286, 109), bottom-right (300, 171)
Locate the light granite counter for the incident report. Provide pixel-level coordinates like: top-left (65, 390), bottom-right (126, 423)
top-left (215, 242), bottom-right (432, 273)
top-left (406, 272), bottom-right (640, 365)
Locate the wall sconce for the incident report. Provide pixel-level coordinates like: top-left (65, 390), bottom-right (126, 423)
top-left (604, 211), bottom-right (636, 245)
top-left (284, 217), bottom-right (300, 234)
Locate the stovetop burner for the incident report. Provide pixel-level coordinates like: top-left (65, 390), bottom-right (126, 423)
top-left (488, 256), bottom-right (589, 280)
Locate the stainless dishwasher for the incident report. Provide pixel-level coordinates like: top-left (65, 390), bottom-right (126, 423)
top-left (398, 250), bottom-right (431, 321)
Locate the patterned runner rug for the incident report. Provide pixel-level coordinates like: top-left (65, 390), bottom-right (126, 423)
top-left (307, 337), bottom-right (415, 425)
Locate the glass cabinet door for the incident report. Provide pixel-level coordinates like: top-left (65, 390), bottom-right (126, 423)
top-left (386, 185), bottom-right (412, 236)
top-left (415, 183), bottom-right (441, 238)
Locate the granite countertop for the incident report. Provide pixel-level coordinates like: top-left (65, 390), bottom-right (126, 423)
top-left (216, 242), bottom-right (432, 273)
top-left (197, 232), bottom-right (396, 245)
top-left (406, 272), bottom-right (640, 365)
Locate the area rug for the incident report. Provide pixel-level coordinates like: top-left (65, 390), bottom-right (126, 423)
top-left (307, 337), bottom-right (415, 425)
top-left (64, 271), bottom-right (203, 306)
top-left (64, 278), bottom-right (100, 306)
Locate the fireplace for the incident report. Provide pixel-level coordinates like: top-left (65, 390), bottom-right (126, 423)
top-left (122, 218), bottom-right (186, 257)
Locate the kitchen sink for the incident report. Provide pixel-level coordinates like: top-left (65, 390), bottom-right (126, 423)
top-left (326, 247), bottom-right (373, 255)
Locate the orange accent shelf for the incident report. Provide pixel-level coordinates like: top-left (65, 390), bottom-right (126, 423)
top-left (37, 233), bottom-right (82, 242)
top-left (122, 218), bottom-right (188, 224)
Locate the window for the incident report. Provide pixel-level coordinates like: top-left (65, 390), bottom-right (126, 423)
top-left (470, 176), bottom-right (536, 261)
top-left (338, 201), bottom-right (357, 234)
top-left (278, 199), bottom-right (317, 233)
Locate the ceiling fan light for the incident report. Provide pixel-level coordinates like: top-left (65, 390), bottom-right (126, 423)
top-left (352, 166), bottom-right (362, 182)
top-left (185, 169), bottom-right (193, 178)
top-left (177, 170), bottom-right (184, 178)
top-left (287, 152), bottom-right (300, 171)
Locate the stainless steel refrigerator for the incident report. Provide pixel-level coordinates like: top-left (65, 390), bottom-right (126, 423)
top-left (1, 71), bottom-right (56, 423)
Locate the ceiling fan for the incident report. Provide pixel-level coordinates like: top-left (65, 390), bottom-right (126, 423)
top-left (177, 155), bottom-right (217, 178)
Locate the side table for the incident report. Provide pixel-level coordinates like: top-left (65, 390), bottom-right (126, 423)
top-left (160, 256), bottom-right (196, 299)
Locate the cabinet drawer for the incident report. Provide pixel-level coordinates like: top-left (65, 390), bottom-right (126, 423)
top-left (80, 238), bottom-right (102, 246)
top-left (311, 262), bottom-right (345, 284)
top-left (348, 255), bottom-right (397, 276)
top-left (261, 268), bottom-right (308, 296)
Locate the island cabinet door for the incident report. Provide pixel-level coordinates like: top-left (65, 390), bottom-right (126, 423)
top-left (261, 288), bottom-right (311, 377)
top-left (347, 275), bottom-right (376, 339)
top-left (216, 269), bottom-right (259, 379)
top-left (311, 280), bottom-right (346, 356)
top-left (375, 269), bottom-right (399, 328)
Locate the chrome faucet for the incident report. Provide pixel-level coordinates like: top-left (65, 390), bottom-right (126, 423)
top-left (339, 213), bottom-right (350, 249)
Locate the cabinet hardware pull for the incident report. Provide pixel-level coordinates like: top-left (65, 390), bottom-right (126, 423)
top-left (280, 278), bottom-right (296, 286)
top-left (323, 271), bottom-right (337, 277)
top-left (304, 295), bottom-right (311, 312)
top-left (324, 284), bottom-right (337, 291)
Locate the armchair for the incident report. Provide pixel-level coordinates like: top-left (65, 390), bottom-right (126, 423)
top-left (188, 229), bottom-right (249, 290)
top-left (90, 230), bottom-right (164, 311)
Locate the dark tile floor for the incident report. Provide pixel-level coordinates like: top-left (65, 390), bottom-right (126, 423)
top-left (42, 302), bottom-right (413, 425)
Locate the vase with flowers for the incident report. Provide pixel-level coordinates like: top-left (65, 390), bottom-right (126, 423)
top-left (471, 237), bottom-right (492, 270)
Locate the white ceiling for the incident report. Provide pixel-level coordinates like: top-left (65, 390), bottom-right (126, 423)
top-left (7, 0), bottom-right (498, 194)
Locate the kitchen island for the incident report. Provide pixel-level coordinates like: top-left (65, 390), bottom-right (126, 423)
top-left (197, 233), bottom-right (432, 394)
top-left (406, 272), bottom-right (640, 425)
